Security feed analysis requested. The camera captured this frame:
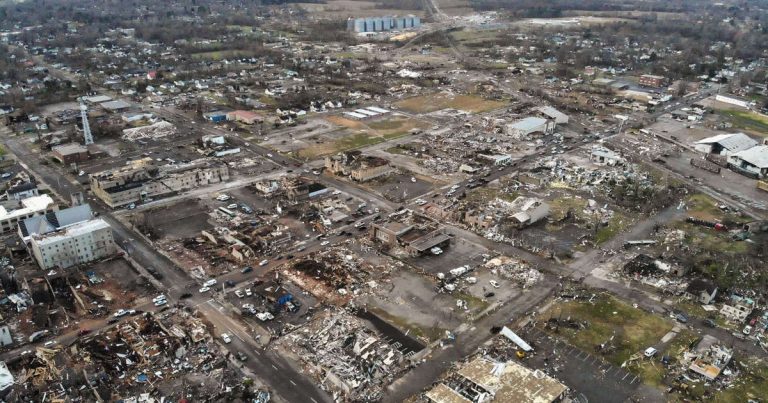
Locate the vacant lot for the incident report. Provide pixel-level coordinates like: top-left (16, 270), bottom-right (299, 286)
top-left (296, 115), bottom-right (428, 158)
top-left (396, 93), bottom-right (506, 114)
top-left (718, 109), bottom-right (768, 137)
top-left (543, 294), bottom-right (673, 367)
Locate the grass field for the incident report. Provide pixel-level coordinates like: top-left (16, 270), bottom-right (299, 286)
top-left (544, 294), bottom-right (673, 367)
top-left (719, 109), bottom-right (768, 136)
top-left (190, 49), bottom-right (256, 60)
top-left (396, 93), bottom-right (506, 114)
top-left (297, 115), bottom-right (428, 158)
top-left (369, 306), bottom-right (445, 343)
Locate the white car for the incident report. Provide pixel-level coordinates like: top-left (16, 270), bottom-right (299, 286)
top-left (430, 247), bottom-right (443, 255)
top-left (320, 241), bottom-right (330, 246)
top-left (199, 286), bottom-right (211, 293)
top-left (266, 153), bottom-right (273, 158)
top-left (259, 259), bottom-right (269, 266)
top-left (644, 347), bottom-right (658, 357)
top-left (227, 203), bottom-right (238, 210)
top-left (113, 309), bottom-right (129, 318)
top-left (152, 295), bottom-right (166, 303)
top-left (235, 290), bottom-right (244, 298)
top-left (489, 280), bottom-right (500, 288)
top-left (154, 299), bottom-right (167, 307)
top-left (256, 312), bottom-right (275, 321)
top-left (203, 279), bottom-right (217, 287)
top-left (216, 194), bottom-right (231, 201)
top-left (332, 190), bottom-right (341, 196)
top-left (743, 325), bottom-right (752, 335)
top-left (245, 288), bottom-right (253, 297)
top-left (411, 177), bottom-right (417, 183)
top-left (221, 333), bottom-right (232, 344)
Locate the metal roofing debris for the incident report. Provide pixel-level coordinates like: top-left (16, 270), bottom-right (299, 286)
top-left (499, 327), bottom-right (532, 352)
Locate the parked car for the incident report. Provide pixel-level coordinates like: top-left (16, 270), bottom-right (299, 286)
top-left (199, 286), bottom-right (211, 293)
top-left (235, 290), bottom-right (244, 298)
top-left (644, 347), bottom-right (658, 357)
top-left (703, 318), bottom-right (716, 328)
top-left (245, 288), bottom-right (253, 297)
top-left (241, 266), bottom-right (253, 274)
top-left (113, 309), bottom-right (129, 318)
top-left (203, 279), bottom-right (217, 287)
top-left (237, 351), bottom-right (248, 361)
top-left (221, 333), bottom-right (232, 344)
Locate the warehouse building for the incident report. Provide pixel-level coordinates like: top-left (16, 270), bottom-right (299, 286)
top-left (347, 15), bottom-right (421, 33)
top-left (506, 117), bottom-right (555, 139)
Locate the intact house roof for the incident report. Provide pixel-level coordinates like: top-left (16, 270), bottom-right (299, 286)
top-left (695, 132), bottom-right (758, 153)
top-left (731, 145), bottom-right (768, 168)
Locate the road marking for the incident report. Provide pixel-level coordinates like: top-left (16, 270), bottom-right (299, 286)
top-left (630, 376), bottom-right (638, 384)
top-left (290, 380), bottom-right (297, 386)
top-left (272, 364), bottom-right (278, 370)
top-left (310, 398), bottom-right (318, 403)
top-left (253, 350), bottom-right (261, 356)
top-left (581, 353), bottom-right (590, 361)
top-left (621, 372), bottom-right (630, 380)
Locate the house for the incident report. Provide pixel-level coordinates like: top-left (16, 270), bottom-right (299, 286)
top-left (719, 294), bottom-right (755, 322)
top-left (537, 106), bottom-right (569, 124)
top-left (685, 279), bottom-right (718, 305)
top-left (639, 74), bottom-right (666, 88)
top-left (508, 197), bottom-right (549, 228)
top-left (29, 218), bottom-right (116, 270)
top-left (5, 181), bottom-right (38, 201)
top-left (425, 357), bottom-right (567, 403)
top-left (590, 146), bottom-right (624, 165)
top-left (506, 117), bottom-right (555, 138)
top-left (694, 133), bottom-right (758, 156)
top-left (688, 335), bottom-right (732, 381)
top-left (51, 143), bottom-right (89, 164)
top-left (727, 145), bottom-right (768, 178)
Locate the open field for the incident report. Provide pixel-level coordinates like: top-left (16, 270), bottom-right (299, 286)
top-left (190, 49), bottom-right (259, 60)
top-left (296, 115), bottom-right (429, 158)
top-left (396, 93), bottom-right (506, 114)
top-left (543, 294), bottom-right (673, 367)
top-left (718, 109), bottom-right (768, 137)
top-left (295, 0), bottom-right (424, 18)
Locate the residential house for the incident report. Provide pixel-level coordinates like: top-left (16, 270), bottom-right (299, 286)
top-left (720, 295), bottom-right (755, 322)
top-left (685, 279), bottom-right (718, 305)
top-left (727, 145), bottom-right (768, 178)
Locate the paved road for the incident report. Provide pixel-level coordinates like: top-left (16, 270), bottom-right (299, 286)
top-left (0, 132), bottom-right (333, 403)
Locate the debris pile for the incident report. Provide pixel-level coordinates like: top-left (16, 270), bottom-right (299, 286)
top-left (122, 121), bottom-right (177, 141)
top-left (280, 310), bottom-right (410, 402)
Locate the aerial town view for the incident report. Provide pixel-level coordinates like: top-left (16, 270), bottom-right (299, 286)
top-left (0, 0), bottom-right (767, 402)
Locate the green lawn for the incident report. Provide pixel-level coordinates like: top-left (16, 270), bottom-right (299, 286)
top-left (719, 109), bottom-right (768, 136)
top-left (368, 307), bottom-right (445, 343)
top-left (544, 294), bottom-right (674, 367)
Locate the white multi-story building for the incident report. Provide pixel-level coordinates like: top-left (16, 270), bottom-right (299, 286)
top-left (29, 218), bottom-right (116, 270)
top-left (0, 195), bottom-right (56, 233)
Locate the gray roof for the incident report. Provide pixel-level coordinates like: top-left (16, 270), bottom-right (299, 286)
top-left (732, 145), bottom-right (768, 168)
top-left (696, 133), bottom-right (757, 153)
top-left (508, 117), bottom-right (547, 131)
top-left (100, 99), bottom-right (131, 110)
top-left (19, 204), bottom-right (93, 238)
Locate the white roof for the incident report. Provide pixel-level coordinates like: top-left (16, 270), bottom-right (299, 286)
top-left (82, 95), bottom-right (112, 104)
top-left (366, 106), bottom-right (389, 113)
top-left (508, 117), bottom-right (547, 131)
top-left (537, 106), bottom-right (568, 121)
top-left (32, 218), bottom-right (110, 245)
top-left (343, 112), bottom-right (367, 119)
top-left (732, 145), bottom-right (768, 168)
top-left (696, 133), bottom-right (757, 152)
top-left (0, 195), bottom-right (54, 221)
top-left (355, 108), bottom-right (378, 116)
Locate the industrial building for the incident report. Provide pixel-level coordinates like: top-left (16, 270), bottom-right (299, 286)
top-left (0, 195), bottom-right (57, 234)
top-left (51, 143), bottom-right (89, 164)
top-left (347, 15), bottom-right (421, 33)
top-left (227, 110), bottom-right (263, 125)
top-left (89, 158), bottom-right (230, 207)
top-left (505, 117), bottom-right (555, 139)
top-left (425, 356), bottom-right (567, 403)
top-left (536, 106), bottom-right (569, 124)
top-left (638, 74), bottom-right (666, 88)
top-left (694, 133), bottom-right (758, 157)
top-left (29, 218), bottom-right (116, 270)
top-left (325, 151), bottom-right (393, 182)
top-left (727, 145), bottom-right (768, 178)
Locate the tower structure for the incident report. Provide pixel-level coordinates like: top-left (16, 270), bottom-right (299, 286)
top-left (79, 98), bottom-right (94, 145)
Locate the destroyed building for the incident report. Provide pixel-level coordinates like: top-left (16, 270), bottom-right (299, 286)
top-left (686, 335), bottom-right (733, 381)
top-left (369, 210), bottom-right (452, 256)
top-left (425, 356), bottom-right (568, 403)
top-left (89, 158), bottom-right (230, 207)
top-left (29, 218), bottom-right (117, 270)
top-left (325, 151), bottom-right (394, 182)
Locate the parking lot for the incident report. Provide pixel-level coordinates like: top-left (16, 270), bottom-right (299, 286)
top-left (518, 326), bottom-right (653, 403)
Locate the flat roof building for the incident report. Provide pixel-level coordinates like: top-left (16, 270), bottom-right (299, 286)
top-left (426, 357), bottom-right (567, 403)
top-left (0, 195), bottom-right (57, 234)
top-left (29, 218), bottom-right (116, 270)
